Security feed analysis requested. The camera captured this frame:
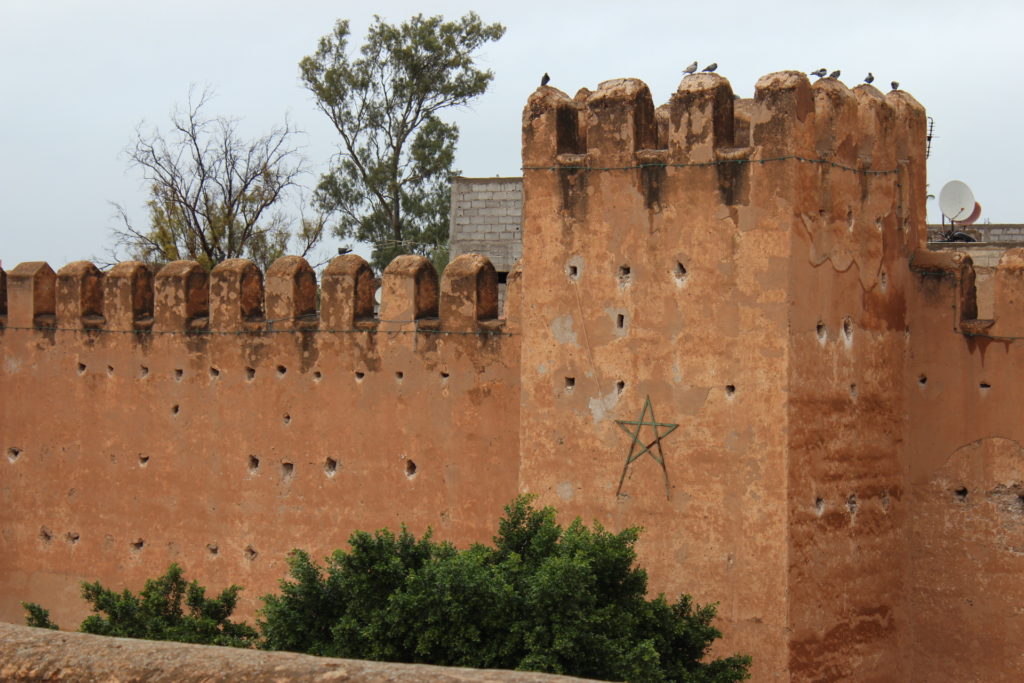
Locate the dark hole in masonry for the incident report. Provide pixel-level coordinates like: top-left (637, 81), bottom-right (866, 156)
top-left (815, 498), bottom-right (825, 516)
top-left (325, 458), bottom-right (338, 476)
top-left (726, 384), bottom-right (736, 398)
top-left (355, 371), bottom-right (365, 381)
top-left (66, 532), bottom-right (79, 544)
top-left (248, 455), bottom-right (260, 473)
top-left (565, 376), bottom-right (576, 390)
top-left (138, 455), bottom-right (149, 467)
top-left (77, 362), bottom-right (86, 374)
top-left (816, 322), bottom-right (827, 341)
top-left (246, 367), bottom-right (256, 380)
top-left (172, 404), bottom-right (180, 415)
top-left (39, 527), bottom-right (53, 543)
top-left (282, 413), bottom-right (291, 425)
top-left (849, 384), bottom-right (858, 399)
top-left (396, 371), bottom-right (404, 381)
top-left (842, 317), bottom-right (853, 340)
top-left (618, 265), bottom-right (631, 281)
top-left (139, 365), bottom-right (149, 378)
top-left (567, 264), bottom-right (579, 279)
top-left (616, 314), bottom-right (625, 329)
top-left (107, 365), bottom-right (114, 375)
top-left (675, 262), bottom-right (687, 280)
top-left (405, 460), bottom-right (417, 478)
top-left (8, 447), bottom-right (22, 463)
top-left (209, 367), bottom-right (220, 378)
top-left (245, 546), bottom-right (258, 561)
top-left (847, 494), bottom-right (858, 515)
top-left (174, 368), bottom-right (183, 381)
top-left (207, 544), bottom-right (219, 556)
top-left (980, 382), bottom-right (991, 390)
top-left (441, 371), bottom-right (450, 380)
top-left (497, 271), bottom-right (508, 285)
top-left (616, 380), bottom-right (625, 394)
top-left (282, 462), bottom-right (294, 480)
top-left (955, 487), bottom-right (968, 501)
top-left (313, 370), bottom-right (322, 381)
top-left (918, 375), bottom-right (927, 386)
top-left (131, 538), bottom-right (144, 551)
top-left (277, 365), bottom-right (287, 376)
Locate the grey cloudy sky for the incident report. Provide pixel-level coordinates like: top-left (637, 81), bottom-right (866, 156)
top-left (2, 0), bottom-right (1022, 270)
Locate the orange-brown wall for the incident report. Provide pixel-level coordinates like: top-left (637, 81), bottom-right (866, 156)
top-left (3, 69), bottom-right (1023, 682)
top-left (0, 254), bottom-right (521, 627)
top-left (902, 249), bottom-right (1024, 681)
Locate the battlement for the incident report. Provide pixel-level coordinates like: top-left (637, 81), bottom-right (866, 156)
top-left (524, 71), bottom-right (924, 172)
top-left (6, 68), bottom-right (1024, 683)
top-left (0, 253), bottom-right (516, 339)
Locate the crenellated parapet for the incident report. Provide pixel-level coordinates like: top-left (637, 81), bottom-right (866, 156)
top-left (0, 253), bottom-right (515, 340)
top-left (522, 71), bottom-right (924, 269)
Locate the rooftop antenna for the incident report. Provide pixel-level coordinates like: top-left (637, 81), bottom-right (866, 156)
top-left (926, 117), bottom-right (936, 159)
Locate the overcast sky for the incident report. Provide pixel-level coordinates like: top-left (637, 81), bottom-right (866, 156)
top-left (2, 0), bottom-right (1022, 270)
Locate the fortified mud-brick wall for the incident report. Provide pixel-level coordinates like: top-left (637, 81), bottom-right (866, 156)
top-left (0, 253), bottom-right (521, 627)
top-left (903, 248), bottom-right (1024, 681)
top-left (518, 72), bottom-right (924, 680)
top-left (770, 77), bottom-right (926, 680)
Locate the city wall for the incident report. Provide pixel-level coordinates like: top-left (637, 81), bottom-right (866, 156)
top-left (0, 253), bottom-right (521, 633)
top-left (3, 70), bottom-right (1024, 681)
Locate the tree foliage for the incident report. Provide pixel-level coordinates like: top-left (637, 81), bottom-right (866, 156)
top-left (300, 13), bottom-right (505, 271)
top-left (259, 496), bottom-right (751, 682)
top-left (113, 88), bottom-right (325, 272)
top-left (21, 602), bottom-right (58, 630)
top-left (23, 563), bottom-right (258, 648)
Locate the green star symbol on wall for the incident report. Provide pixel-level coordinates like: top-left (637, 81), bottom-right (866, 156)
top-left (615, 395), bottom-right (678, 500)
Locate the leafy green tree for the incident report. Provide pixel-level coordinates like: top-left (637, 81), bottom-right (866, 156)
top-left (300, 13), bottom-right (505, 271)
top-left (112, 88), bottom-right (326, 272)
top-left (21, 602), bottom-right (58, 630)
top-left (259, 496), bottom-right (751, 682)
top-left (22, 563), bottom-right (257, 648)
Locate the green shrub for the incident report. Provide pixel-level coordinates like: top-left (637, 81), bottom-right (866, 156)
top-left (23, 563), bottom-right (257, 648)
top-left (259, 496), bottom-right (751, 682)
top-left (21, 602), bottom-right (59, 630)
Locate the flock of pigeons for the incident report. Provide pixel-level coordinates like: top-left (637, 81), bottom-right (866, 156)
top-left (540, 66), bottom-right (900, 92)
top-left (808, 68), bottom-right (899, 91)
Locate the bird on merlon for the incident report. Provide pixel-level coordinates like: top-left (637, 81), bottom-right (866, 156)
top-left (683, 61), bottom-right (698, 75)
top-left (810, 68), bottom-right (827, 78)
top-left (541, 73), bottom-right (550, 87)
top-left (829, 69), bottom-right (841, 79)
top-left (891, 81), bottom-right (900, 91)
top-left (702, 62), bottom-right (718, 72)
top-left (864, 72), bottom-right (874, 84)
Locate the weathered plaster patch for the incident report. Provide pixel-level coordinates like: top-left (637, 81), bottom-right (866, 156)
top-left (550, 314), bottom-right (578, 346)
top-left (588, 388), bottom-right (619, 424)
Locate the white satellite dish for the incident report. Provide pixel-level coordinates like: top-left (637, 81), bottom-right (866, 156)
top-left (374, 287), bottom-right (382, 305)
top-left (939, 180), bottom-right (976, 223)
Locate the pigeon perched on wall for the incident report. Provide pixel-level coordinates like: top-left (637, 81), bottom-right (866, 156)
top-left (829, 70), bottom-right (841, 79)
top-left (891, 81), bottom-right (900, 91)
top-left (864, 72), bottom-right (874, 84)
top-left (683, 61), bottom-right (698, 75)
top-left (810, 68), bottom-right (827, 78)
top-left (702, 62), bottom-right (717, 72)
top-left (541, 73), bottom-right (550, 87)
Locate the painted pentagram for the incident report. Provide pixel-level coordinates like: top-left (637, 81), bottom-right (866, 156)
top-left (614, 396), bottom-right (678, 500)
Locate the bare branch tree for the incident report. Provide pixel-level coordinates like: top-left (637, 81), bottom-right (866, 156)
top-left (111, 87), bottom-right (327, 272)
